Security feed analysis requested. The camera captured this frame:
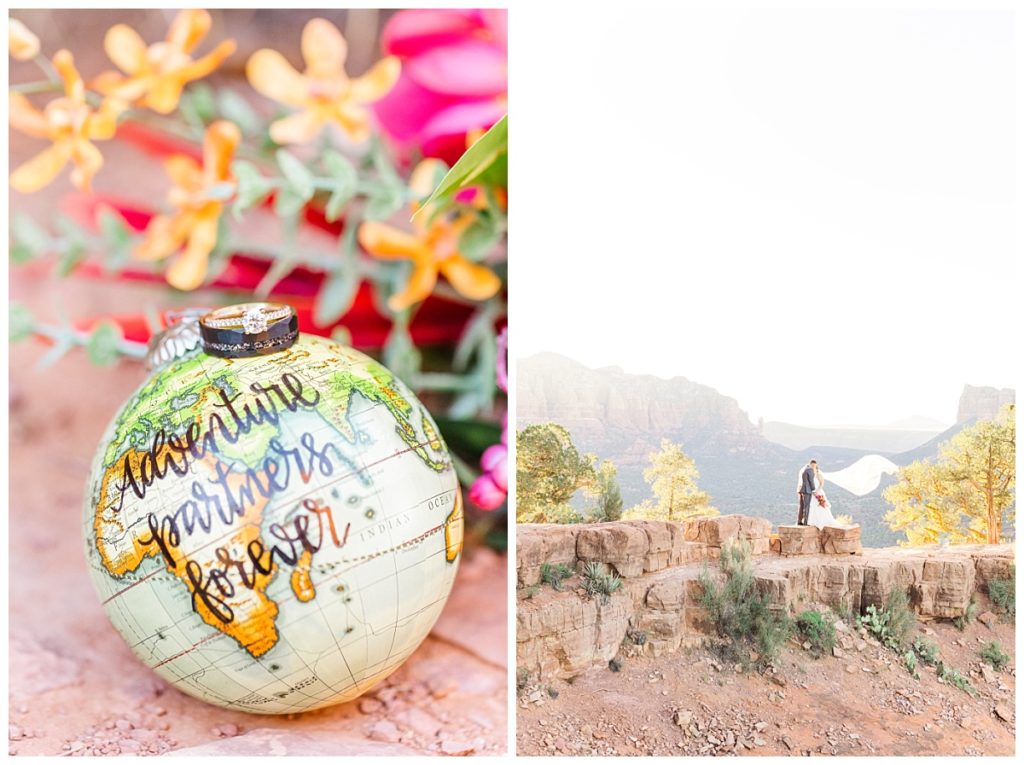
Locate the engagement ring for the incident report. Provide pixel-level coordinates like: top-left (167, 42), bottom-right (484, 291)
top-left (199, 302), bottom-right (299, 358)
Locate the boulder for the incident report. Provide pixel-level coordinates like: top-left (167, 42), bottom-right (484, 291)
top-left (576, 523), bottom-right (650, 577)
top-left (517, 524), bottom-right (580, 587)
top-left (684, 514), bottom-right (771, 554)
top-left (778, 524), bottom-right (820, 556)
top-left (820, 525), bottom-right (862, 555)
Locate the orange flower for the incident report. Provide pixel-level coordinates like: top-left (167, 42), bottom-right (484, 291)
top-left (9, 50), bottom-right (118, 193)
top-left (358, 159), bottom-right (501, 311)
top-left (135, 120), bottom-right (240, 291)
top-left (9, 18), bottom-right (40, 60)
top-left (94, 9), bottom-right (235, 114)
top-left (247, 18), bottom-right (399, 145)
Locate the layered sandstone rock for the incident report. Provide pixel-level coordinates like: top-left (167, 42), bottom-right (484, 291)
top-left (820, 525), bottom-right (863, 555)
top-left (516, 516), bottom-right (1014, 682)
top-left (778, 524), bottom-right (820, 555)
top-left (684, 514), bottom-right (771, 554)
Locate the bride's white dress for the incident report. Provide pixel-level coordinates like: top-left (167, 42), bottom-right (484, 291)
top-left (806, 475), bottom-right (844, 529)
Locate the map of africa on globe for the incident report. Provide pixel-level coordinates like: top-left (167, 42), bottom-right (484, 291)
top-left (83, 334), bottom-right (463, 714)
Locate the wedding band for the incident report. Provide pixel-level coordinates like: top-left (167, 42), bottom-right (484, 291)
top-left (199, 302), bottom-right (299, 358)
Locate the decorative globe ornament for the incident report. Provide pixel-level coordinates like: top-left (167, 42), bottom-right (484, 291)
top-left (83, 303), bottom-right (463, 713)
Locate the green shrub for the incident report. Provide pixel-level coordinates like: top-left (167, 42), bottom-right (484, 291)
top-left (903, 649), bottom-right (920, 679)
top-left (858, 588), bottom-right (916, 650)
top-left (516, 667), bottom-right (529, 690)
top-left (937, 662), bottom-right (976, 696)
top-left (540, 562), bottom-right (574, 592)
top-left (988, 565), bottom-right (1015, 619)
top-left (912, 637), bottom-right (940, 666)
top-left (953, 598), bottom-right (978, 631)
top-left (698, 540), bottom-right (792, 670)
top-left (796, 610), bottom-right (836, 658)
top-left (521, 584), bottom-right (540, 599)
top-left (581, 561), bottom-right (622, 605)
top-left (980, 641), bottom-right (1010, 671)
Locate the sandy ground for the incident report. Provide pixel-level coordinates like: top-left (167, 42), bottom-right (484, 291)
top-left (7, 273), bottom-right (508, 756)
top-left (517, 600), bottom-right (1015, 757)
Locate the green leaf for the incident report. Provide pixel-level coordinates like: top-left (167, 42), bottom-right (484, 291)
top-left (232, 160), bottom-right (276, 218)
top-left (180, 82), bottom-right (217, 126)
top-left (417, 114), bottom-right (507, 215)
top-left (85, 321), bottom-right (123, 366)
top-left (434, 417), bottom-right (502, 456)
top-left (276, 149), bottom-right (315, 201)
top-left (454, 307), bottom-right (497, 372)
top-left (322, 150), bottom-right (358, 221)
top-left (9, 303), bottom-right (34, 342)
top-left (314, 226), bottom-right (359, 325)
top-left (11, 212), bottom-right (50, 251)
top-left (98, 207), bottom-right (131, 249)
top-left (217, 89), bottom-right (262, 135)
top-left (458, 214), bottom-right (502, 261)
top-left (55, 242), bottom-right (87, 277)
top-left (363, 186), bottom-right (405, 221)
top-left (95, 207), bottom-right (133, 273)
top-left (10, 243), bottom-right (34, 264)
top-left (273, 187), bottom-right (308, 219)
top-left (382, 318), bottom-right (422, 385)
top-left (314, 269), bottom-right (358, 327)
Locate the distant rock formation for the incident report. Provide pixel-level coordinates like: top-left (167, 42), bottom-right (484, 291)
top-left (517, 353), bottom-right (769, 459)
top-left (517, 516), bottom-right (1014, 681)
top-left (957, 385), bottom-right (1015, 423)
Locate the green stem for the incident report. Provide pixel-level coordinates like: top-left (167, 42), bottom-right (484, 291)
top-left (9, 80), bottom-right (61, 95)
top-left (32, 322), bottom-right (148, 360)
top-left (121, 111), bottom-right (268, 164)
top-left (32, 54), bottom-right (60, 85)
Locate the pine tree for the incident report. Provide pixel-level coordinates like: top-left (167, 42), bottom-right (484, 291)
top-left (884, 405), bottom-right (1015, 545)
top-left (623, 438), bottom-right (717, 522)
top-left (516, 423), bottom-right (596, 523)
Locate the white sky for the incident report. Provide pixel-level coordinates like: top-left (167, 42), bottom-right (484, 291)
top-left (513, 6), bottom-right (1016, 429)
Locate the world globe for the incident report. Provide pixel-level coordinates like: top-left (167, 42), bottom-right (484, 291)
top-left (83, 328), bottom-right (463, 713)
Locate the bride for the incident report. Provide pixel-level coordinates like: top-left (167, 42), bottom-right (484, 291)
top-left (806, 463), bottom-right (846, 529)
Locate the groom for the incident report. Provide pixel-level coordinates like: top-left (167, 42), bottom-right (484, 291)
top-left (796, 459), bottom-right (817, 526)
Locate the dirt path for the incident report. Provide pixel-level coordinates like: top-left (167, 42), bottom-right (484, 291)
top-left (517, 609), bottom-right (1014, 756)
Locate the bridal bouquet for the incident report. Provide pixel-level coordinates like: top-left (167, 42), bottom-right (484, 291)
top-left (8, 9), bottom-right (508, 546)
top-left (815, 494), bottom-right (828, 508)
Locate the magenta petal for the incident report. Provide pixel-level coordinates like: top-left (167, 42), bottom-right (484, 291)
top-left (372, 73), bottom-right (462, 144)
top-left (468, 474), bottom-right (506, 510)
top-left (381, 9), bottom-right (483, 57)
top-left (405, 40), bottom-right (507, 97)
top-left (480, 443), bottom-right (507, 473)
top-left (481, 445), bottom-right (508, 492)
top-left (480, 9), bottom-right (508, 49)
top-left (420, 99), bottom-right (506, 153)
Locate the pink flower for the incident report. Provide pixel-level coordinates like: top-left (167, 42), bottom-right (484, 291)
top-left (373, 9), bottom-right (507, 164)
top-left (469, 443), bottom-right (507, 510)
top-left (495, 326), bottom-right (508, 394)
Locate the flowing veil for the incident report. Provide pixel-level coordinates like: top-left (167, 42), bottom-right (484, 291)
top-left (820, 455), bottom-right (900, 496)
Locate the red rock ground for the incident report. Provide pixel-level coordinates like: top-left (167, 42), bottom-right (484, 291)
top-left (517, 598), bottom-right (1015, 756)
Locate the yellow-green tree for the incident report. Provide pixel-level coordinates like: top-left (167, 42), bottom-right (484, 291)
top-left (586, 459), bottom-right (624, 522)
top-left (623, 438), bottom-right (717, 522)
top-left (884, 405), bottom-right (1015, 545)
top-left (516, 423), bottom-right (596, 523)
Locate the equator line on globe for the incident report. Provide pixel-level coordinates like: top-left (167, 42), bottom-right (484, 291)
top-left (82, 303), bottom-right (464, 714)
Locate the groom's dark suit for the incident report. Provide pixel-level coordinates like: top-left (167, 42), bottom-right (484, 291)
top-left (797, 464), bottom-right (816, 526)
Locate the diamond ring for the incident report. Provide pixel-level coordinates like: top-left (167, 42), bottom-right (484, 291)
top-left (199, 303), bottom-right (299, 358)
